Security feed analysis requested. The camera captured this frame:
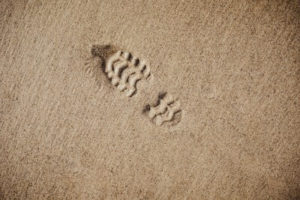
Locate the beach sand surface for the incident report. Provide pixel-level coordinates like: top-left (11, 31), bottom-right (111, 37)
top-left (0, 0), bottom-right (299, 199)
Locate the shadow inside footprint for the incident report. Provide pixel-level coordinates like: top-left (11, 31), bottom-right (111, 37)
top-left (91, 44), bottom-right (118, 72)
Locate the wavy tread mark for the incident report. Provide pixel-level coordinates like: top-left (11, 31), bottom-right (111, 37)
top-left (105, 50), bottom-right (151, 97)
top-left (147, 93), bottom-right (182, 126)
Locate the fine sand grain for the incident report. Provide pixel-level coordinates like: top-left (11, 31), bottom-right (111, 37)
top-left (1, 0), bottom-right (299, 199)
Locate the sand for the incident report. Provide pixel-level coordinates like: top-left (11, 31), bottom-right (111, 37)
top-left (0, 0), bottom-right (299, 199)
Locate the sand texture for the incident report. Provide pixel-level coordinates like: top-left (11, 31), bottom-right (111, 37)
top-left (0, 0), bottom-right (299, 199)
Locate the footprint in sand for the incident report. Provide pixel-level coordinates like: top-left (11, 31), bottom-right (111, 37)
top-left (88, 44), bottom-right (182, 126)
top-left (144, 92), bottom-right (182, 126)
top-left (90, 45), bottom-right (151, 97)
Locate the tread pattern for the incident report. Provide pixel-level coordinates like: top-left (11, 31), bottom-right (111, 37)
top-left (147, 93), bottom-right (182, 126)
top-left (105, 50), bottom-right (151, 97)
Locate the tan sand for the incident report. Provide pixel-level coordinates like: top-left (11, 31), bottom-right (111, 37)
top-left (0, 0), bottom-right (299, 199)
